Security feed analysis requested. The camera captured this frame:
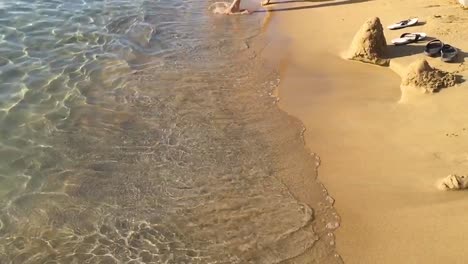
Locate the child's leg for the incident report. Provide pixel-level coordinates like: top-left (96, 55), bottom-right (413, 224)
top-left (226, 0), bottom-right (241, 13)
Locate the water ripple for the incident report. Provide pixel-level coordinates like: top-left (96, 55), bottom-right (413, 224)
top-left (0, 0), bottom-right (341, 263)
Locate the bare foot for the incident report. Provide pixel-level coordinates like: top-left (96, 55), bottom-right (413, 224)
top-left (224, 9), bottom-right (251, 15)
top-left (223, 0), bottom-right (252, 15)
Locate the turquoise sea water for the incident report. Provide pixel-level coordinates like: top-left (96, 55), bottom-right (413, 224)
top-left (0, 0), bottom-right (341, 263)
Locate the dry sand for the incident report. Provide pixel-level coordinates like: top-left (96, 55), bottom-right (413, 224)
top-left (257, 0), bottom-right (468, 263)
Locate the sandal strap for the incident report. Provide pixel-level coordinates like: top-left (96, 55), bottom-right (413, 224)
top-left (400, 33), bottom-right (420, 41)
top-left (427, 39), bottom-right (443, 45)
top-left (442, 44), bottom-right (456, 51)
top-left (399, 19), bottom-right (410, 25)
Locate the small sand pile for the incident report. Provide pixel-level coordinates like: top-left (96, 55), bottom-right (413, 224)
top-left (437, 174), bottom-right (468, 190)
top-left (346, 17), bottom-right (388, 66)
top-left (401, 59), bottom-right (458, 93)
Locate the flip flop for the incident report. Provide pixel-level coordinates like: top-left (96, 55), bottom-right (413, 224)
top-left (424, 39), bottom-right (444, 56)
top-left (388, 18), bottom-right (419, 30)
top-left (391, 32), bottom-right (427, 45)
top-left (441, 44), bottom-right (458, 62)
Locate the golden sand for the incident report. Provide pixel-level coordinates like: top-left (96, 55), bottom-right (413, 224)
top-left (257, 0), bottom-right (468, 262)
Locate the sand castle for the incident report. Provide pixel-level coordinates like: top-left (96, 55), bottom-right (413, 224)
top-left (345, 17), bottom-right (457, 93)
top-left (346, 18), bottom-right (460, 93)
top-left (401, 59), bottom-right (458, 93)
top-left (345, 17), bottom-right (389, 66)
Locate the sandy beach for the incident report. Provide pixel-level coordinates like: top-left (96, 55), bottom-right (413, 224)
top-left (257, 0), bottom-right (468, 263)
top-left (2, 0), bottom-right (468, 262)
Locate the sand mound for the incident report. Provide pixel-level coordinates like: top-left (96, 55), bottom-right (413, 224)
top-left (437, 174), bottom-right (468, 190)
top-left (346, 17), bottom-right (388, 66)
top-left (401, 59), bottom-right (458, 93)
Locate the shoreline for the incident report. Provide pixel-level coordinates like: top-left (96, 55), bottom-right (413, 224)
top-left (260, 0), bottom-right (468, 262)
top-left (245, 8), bottom-right (344, 262)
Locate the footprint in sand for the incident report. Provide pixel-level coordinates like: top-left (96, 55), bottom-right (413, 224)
top-left (437, 174), bottom-right (468, 190)
top-left (444, 128), bottom-right (468, 138)
top-left (427, 15), bottom-right (465, 36)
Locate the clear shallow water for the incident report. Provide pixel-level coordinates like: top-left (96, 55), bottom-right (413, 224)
top-left (0, 0), bottom-right (340, 263)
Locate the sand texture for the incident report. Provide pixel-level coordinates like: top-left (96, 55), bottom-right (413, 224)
top-left (402, 58), bottom-right (458, 93)
top-left (257, 0), bottom-right (468, 262)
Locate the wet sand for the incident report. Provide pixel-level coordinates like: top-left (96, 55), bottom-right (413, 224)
top-left (259, 0), bottom-right (468, 262)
